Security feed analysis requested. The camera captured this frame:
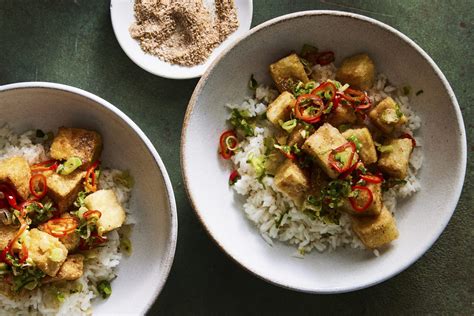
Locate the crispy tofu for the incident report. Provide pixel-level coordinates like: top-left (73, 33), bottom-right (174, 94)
top-left (46, 171), bottom-right (85, 213)
top-left (54, 254), bottom-right (84, 281)
top-left (0, 224), bottom-right (18, 249)
top-left (84, 190), bottom-right (126, 233)
top-left (24, 228), bottom-right (68, 277)
top-left (302, 123), bottom-right (359, 179)
top-left (50, 127), bottom-right (102, 169)
top-left (270, 53), bottom-right (309, 92)
top-left (274, 160), bottom-right (310, 206)
top-left (0, 157), bottom-right (31, 200)
top-left (369, 97), bottom-right (408, 134)
top-left (341, 182), bottom-right (383, 217)
top-left (378, 138), bottom-right (413, 179)
top-left (336, 53), bottom-right (375, 90)
top-left (266, 92), bottom-right (295, 126)
top-left (342, 127), bottom-right (377, 165)
top-left (352, 206), bottom-right (399, 248)
top-left (326, 104), bottom-right (357, 127)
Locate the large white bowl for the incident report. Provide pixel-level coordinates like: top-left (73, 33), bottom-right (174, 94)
top-left (181, 11), bottom-right (467, 293)
top-left (0, 82), bottom-right (178, 314)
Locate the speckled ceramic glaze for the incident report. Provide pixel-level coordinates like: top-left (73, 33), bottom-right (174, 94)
top-left (0, 82), bottom-right (178, 314)
top-left (181, 11), bottom-right (466, 293)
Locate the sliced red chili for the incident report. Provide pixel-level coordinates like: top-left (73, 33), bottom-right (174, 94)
top-left (0, 183), bottom-right (21, 211)
top-left (43, 217), bottom-right (78, 238)
top-left (8, 223), bottom-right (27, 258)
top-left (219, 130), bottom-right (238, 160)
top-left (19, 243), bottom-right (28, 264)
top-left (85, 161), bottom-right (100, 192)
top-left (339, 88), bottom-right (371, 111)
top-left (20, 200), bottom-right (44, 218)
top-left (31, 159), bottom-right (58, 173)
top-left (228, 170), bottom-right (241, 186)
top-left (401, 133), bottom-right (417, 147)
top-left (83, 210), bottom-right (102, 220)
top-left (316, 51), bottom-right (335, 65)
top-left (311, 82), bottom-right (337, 101)
top-left (339, 159), bottom-right (362, 179)
top-left (360, 174), bottom-right (383, 184)
top-left (295, 94), bottom-right (325, 124)
top-left (29, 174), bottom-right (48, 200)
top-left (349, 185), bottom-right (374, 212)
top-left (328, 142), bottom-right (356, 173)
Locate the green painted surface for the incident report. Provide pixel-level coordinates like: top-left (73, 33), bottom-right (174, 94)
top-left (0, 0), bottom-right (472, 314)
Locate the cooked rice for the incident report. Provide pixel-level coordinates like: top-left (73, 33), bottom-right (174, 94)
top-left (227, 63), bottom-right (423, 255)
top-left (0, 126), bottom-right (133, 315)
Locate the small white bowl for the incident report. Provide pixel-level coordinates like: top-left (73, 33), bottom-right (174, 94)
top-left (110, 0), bottom-right (253, 79)
top-left (0, 82), bottom-right (178, 314)
top-left (181, 11), bottom-right (467, 293)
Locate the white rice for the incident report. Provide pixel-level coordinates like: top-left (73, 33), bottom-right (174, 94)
top-left (0, 126), bottom-right (133, 315)
top-left (227, 63), bottom-right (423, 255)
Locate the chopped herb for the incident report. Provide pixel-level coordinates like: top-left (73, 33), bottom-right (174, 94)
top-left (395, 103), bottom-right (404, 118)
top-left (120, 236), bottom-right (132, 256)
top-left (347, 135), bottom-right (362, 153)
top-left (300, 44), bottom-right (318, 56)
top-left (279, 119), bottom-right (297, 133)
top-left (338, 124), bottom-right (351, 133)
top-left (229, 109), bottom-right (255, 137)
top-left (381, 108), bottom-right (399, 124)
top-left (263, 137), bottom-right (275, 155)
top-left (97, 280), bottom-right (112, 299)
top-left (12, 268), bottom-right (45, 292)
top-left (57, 156), bottom-right (82, 175)
top-left (323, 102), bottom-right (333, 114)
top-left (376, 143), bottom-right (393, 153)
top-left (416, 89), bottom-right (424, 96)
top-left (322, 179), bottom-right (352, 209)
top-left (248, 74), bottom-right (258, 90)
top-left (74, 191), bottom-right (88, 208)
top-left (247, 154), bottom-right (265, 178)
top-left (299, 57), bottom-right (313, 75)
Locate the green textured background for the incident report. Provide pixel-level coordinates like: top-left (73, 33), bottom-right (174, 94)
top-left (0, 0), bottom-right (472, 314)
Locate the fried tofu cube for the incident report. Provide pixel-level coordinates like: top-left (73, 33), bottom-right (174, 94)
top-left (270, 53), bottom-right (309, 92)
top-left (46, 171), bottom-right (85, 213)
top-left (352, 206), bottom-right (399, 248)
top-left (378, 138), bottom-right (413, 179)
top-left (369, 97), bottom-right (408, 134)
top-left (55, 254), bottom-right (84, 281)
top-left (0, 157), bottom-right (31, 200)
top-left (326, 104), bottom-right (357, 127)
top-left (50, 127), bottom-right (102, 169)
top-left (274, 159), bottom-right (310, 206)
top-left (302, 123), bottom-right (359, 179)
top-left (341, 182), bottom-right (383, 217)
top-left (84, 190), bottom-right (126, 233)
top-left (342, 127), bottom-right (377, 165)
top-left (266, 92), bottom-right (296, 126)
top-left (0, 224), bottom-right (18, 249)
top-left (24, 228), bottom-right (68, 276)
top-left (336, 53), bottom-right (375, 90)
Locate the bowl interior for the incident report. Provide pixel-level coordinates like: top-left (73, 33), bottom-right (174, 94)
top-left (0, 84), bottom-right (177, 313)
top-left (182, 12), bottom-right (466, 292)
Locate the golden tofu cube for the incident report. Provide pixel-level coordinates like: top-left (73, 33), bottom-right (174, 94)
top-left (25, 228), bottom-right (68, 276)
top-left (270, 53), bottom-right (309, 92)
top-left (342, 127), bottom-right (377, 165)
top-left (326, 104), bottom-right (357, 127)
top-left (0, 156), bottom-right (31, 200)
top-left (50, 127), bottom-right (102, 169)
top-left (378, 138), bottom-right (413, 179)
top-left (369, 97), bottom-right (408, 134)
top-left (84, 189), bottom-right (126, 233)
top-left (274, 159), bottom-right (310, 206)
top-left (336, 53), bottom-right (375, 90)
top-left (0, 223), bottom-right (18, 249)
top-left (266, 92), bottom-right (295, 126)
top-left (46, 171), bottom-right (85, 213)
top-left (352, 206), bottom-right (399, 248)
top-left (55, 254), bottom-right (84, 281)
top-left (341, 182), bottom-right (382, 217)
top-left (302, 123), bottom-right (359, 179)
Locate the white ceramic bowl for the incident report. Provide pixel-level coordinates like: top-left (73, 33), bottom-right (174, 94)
top-left (110, 0), bottom-right (253, 79)
top-left (181, 11), bottom-right (467, 293)
top-left (0, 82), bottom-right (178, 313)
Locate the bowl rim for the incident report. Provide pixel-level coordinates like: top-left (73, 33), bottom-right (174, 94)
top-left (0, 81), bottom-right (178, 312)
top-left (181, 10), bottom-right (467, 293)
top-left (109, 0), bottom-right (254, 80)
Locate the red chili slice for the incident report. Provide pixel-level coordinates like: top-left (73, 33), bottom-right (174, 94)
top-left (311, 82), bottom-right (337, 101)
top-left (228, 170), bottom-right (241, 185)
top-left (401, 133), bottom-right (417, 147)
top-left (83, 210), bottom-right (102, 220)
top-left (43, 217), bottom-right (78, 238)
top-left (328, 142), bottom-right (357, 173)
top-left (339, 88), bottom-right (371, 111)
top-left (316, 51), bottom-right (335, 65)
top-left (219, 130), bottom-right (238, 160)
top-left (20, 200), bottom-right (44, 218)
top-left (339, 160), bottom-right (363, 179)
top-left (295, 94), bottom-right (325, 124)
top-left (29, 174), bottom-right (48, 200)
top-left (360, 174), bottom-right (383, 184)
top-left (19, 243), bottom-right (28, 264)
top-left (85, 161), bottom-right (100, 192)
top-left (349, 185), bottom-right (374, 212)
top-left (31, 159), bottom-right (58, 173)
